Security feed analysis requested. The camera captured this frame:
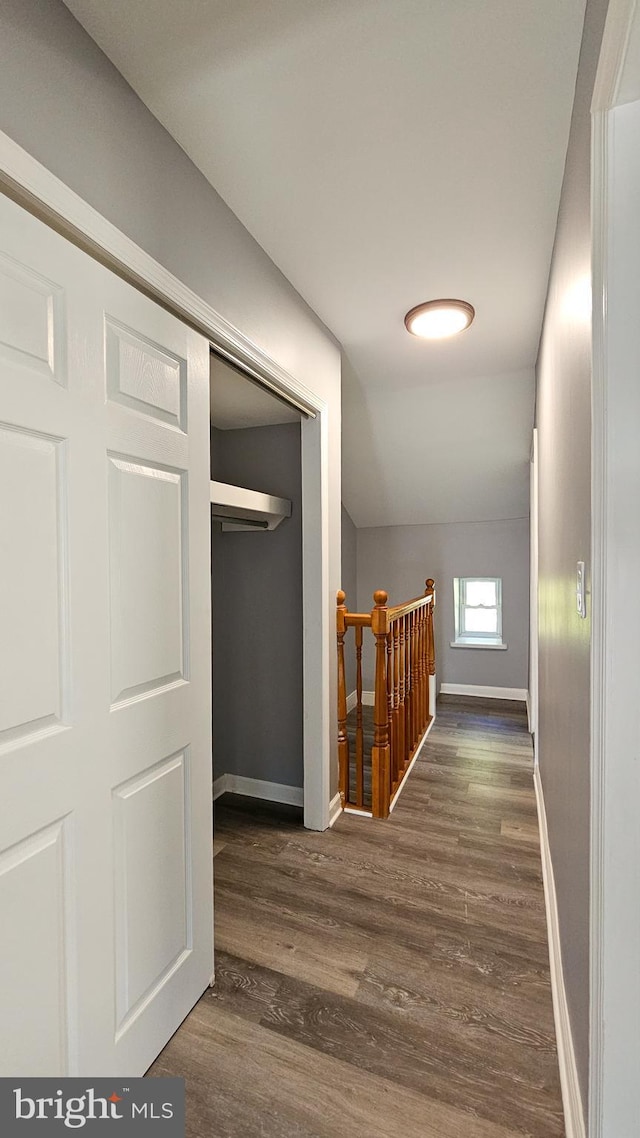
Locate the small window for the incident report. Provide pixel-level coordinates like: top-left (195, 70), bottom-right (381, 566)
top-left (452, 577), bottom-right (506, 648)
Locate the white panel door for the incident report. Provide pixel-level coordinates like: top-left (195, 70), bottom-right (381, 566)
top-left (0, 192), bottom-right (213, 1076)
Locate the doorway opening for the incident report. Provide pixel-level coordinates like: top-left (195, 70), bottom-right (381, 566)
top-left (209, 353), bottom-right (305, 822)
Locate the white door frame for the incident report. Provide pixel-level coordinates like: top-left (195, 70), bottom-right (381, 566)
top-left (0, 129), bottom-right (331, 832)
top-left (591, 3), bottom-right (640, 1133)
top-left (529, 427), bottom-right (539, 745)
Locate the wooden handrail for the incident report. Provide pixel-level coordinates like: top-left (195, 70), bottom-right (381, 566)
top-left (337, 579), bottom-right (436, 818)
top-left (387, 588), bottom-right (435, 620)
top-left (343, 612), bottom-right (373, 628)
top-left (342, 591), bottom-right (435, 626)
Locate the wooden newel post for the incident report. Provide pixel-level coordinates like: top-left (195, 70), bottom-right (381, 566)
top-left (371, 589), bottom-right (391, 819)
top-left (337, 590), bottom-right (349, 807)
top-left (425, 579), bottom-right (436, 677)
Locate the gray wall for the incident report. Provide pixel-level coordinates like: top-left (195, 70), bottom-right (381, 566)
top-left (0, 0), bottom-right (339, 395)
top-left (341, 505), bottom-right (358, 693)
top-left (211, 424), bottom-right (303, 788)
top-left (535, 0), bottom-right (608, 1110)
top-left (357, 519), bottom-right (529, 690)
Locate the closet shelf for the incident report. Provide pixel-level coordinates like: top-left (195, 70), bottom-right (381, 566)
top-left (210, 480), bottom-right (292, 532)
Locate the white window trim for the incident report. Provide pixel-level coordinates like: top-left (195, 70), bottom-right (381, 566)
top-left (452, 577), bottom-right (506, 649)
top-left (450, 638), bottom-right (508, 650)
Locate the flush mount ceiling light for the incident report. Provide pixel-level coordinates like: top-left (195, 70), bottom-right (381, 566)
top-left (404, 298), bottom-right (475, 340)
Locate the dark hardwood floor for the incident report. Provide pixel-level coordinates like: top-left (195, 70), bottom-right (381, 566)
top-left (149, 696), bottom-right (563, 1138)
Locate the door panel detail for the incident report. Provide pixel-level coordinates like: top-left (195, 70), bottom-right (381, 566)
top-left (107, 456), bottom-right (187, 705)
top-left (0, 425), bottom-right (67, 749)
top-left (113, 751), bottom-right (191, 1034)
top-left (105, 317), bottom-right (186, 431)
top-left (0, 251), bottom-right (65, 383)
top-left (0, 818), bottom-right (72, 1076)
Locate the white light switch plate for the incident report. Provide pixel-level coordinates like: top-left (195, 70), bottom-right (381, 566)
top-left (577, 561), bottom-right (587, 618)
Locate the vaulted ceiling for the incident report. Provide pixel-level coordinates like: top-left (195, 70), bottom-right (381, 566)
top-left (64, 0), bottom-right (586, 527)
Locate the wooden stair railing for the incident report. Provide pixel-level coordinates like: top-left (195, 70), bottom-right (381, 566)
top-left (337, 580), bottom-right (436, 818)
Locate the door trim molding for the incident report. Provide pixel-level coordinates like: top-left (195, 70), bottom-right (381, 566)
top-left (591, 2), bottom-right (640, 1131)
top-left (529, 428), bottom-right (539, 743)
top-left (592, 0), bottom-right (639, 112)
top-left (0, 128), bottom-right (331, 832)
top-left (589, 101), bottom-right (608, 1138)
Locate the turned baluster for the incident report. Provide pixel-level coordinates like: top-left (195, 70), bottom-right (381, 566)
top-left (398, 613), bottom-right (406, 778)
top-left (336, 590), bottom-right (350, 806)
top-left (415, 604), bottom-right (423, 742)
top-left (392, 617), bottom-right (401, 785)
top-left (355, 624), bottom-right (364, 807)
top-left (421, 600), bottom-right (425, 714)
top-left (406, 611), bottom-right (413, 754)
top-left (386, 628), bottom-right (394, 795)
top-left (404, 612), bottom-right (411, 768)
top-left (419, 605), bottom-right (423, 737)
top-left (371, 590), bottom-right (391, 819)
top-left (418, 608), bottom-right (423, 741)
top-left (411, 609), bottom-right (419, 749)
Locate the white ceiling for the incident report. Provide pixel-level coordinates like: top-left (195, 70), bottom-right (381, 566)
top-left (64, 0), bottom-right (586, 526)
top-left (210, 354), bottom-right (300, 430)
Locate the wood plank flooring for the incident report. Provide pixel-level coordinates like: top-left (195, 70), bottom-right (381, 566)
top-left (149, 696), bottom-right (563, 1138)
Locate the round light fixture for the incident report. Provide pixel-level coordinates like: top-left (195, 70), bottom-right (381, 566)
top-left (404, 299), bottom-right (475, 340)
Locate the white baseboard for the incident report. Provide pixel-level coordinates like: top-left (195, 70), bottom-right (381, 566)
top-left (351, 684), bottom-right (438, 717)
top-left (212, 774), bottom-right (228, 801)
top-left (346, 690), bottom-right (375, 709)
top-left (212, 773), bottom-right (303, 807)
top-left (328, 791), bottom-right (343, 827)
top-left (534, 766), bottom-right (586, 1138)
top-left (440, 682), bottom-right (528, 701)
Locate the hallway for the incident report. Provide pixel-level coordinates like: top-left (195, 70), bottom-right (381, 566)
top-left (149, 697), bottom-right (562, 1137)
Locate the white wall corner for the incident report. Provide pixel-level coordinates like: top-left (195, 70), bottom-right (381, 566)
top-left (213, 773), bottom-right (303, 808)
top-left (212, 773), bottom-right (229, 801)
top-left (429, 674), bottom-right (437, 720)
top-left (534, 767), bottom-right (586, 1138)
